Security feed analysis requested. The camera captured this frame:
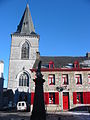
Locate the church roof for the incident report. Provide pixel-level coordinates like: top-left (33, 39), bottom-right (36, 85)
top-left (33, 56), bottom-right (90, 69)
top-left (13, 4), bottom-right (37, 36)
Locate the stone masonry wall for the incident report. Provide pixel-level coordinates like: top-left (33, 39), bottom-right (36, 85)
top-left (8, 35), bottom-right (39, 94)
top-left (30, 70), bottom-right (90, 111)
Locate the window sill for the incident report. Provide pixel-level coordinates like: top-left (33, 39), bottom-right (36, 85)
top-left (49, 84), bottom-right (55, 86)
top-left (62, 84), bottom-right (68, 85)
top-left (49, 103), bottom-right (55, 104)
top-left (76, 84), bottom-right (82, 85)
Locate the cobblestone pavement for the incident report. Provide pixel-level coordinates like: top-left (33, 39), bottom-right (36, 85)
top-left (0, 111), bottom-right (89, 120)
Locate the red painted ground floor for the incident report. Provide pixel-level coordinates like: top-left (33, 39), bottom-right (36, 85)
top-left (31, 92), bottom-right (90, 111)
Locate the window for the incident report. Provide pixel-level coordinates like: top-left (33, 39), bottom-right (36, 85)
top-left (48, 74), bottom-right (55, 85)
top-left (22, 103), bottom-right (24, 106)
top-left (19, 72), bottom-right (29, 87)
top-left (76, 92), bottom-right (83, 104)
top-left (75, 74), bottom-right (82, 84)
top-left (49, 93), bottom-right (55, 104)
top-left (74, 61), bottom-right (79, 68)
top-left (62, 74), bottom-right (68, 85)
top-left (49, 61), bottom-right (54, 69)
top-left (18, 103), bottom-right (21, 106)
top-left (73, 92), bottom-right (83, 104)
top-left (21, 42), bottom-right (29, 59)
top-left (88, 74), bottom-right (90, 83)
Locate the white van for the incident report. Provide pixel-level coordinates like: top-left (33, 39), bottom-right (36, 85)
top-left (17, 101), bottom-right (27, 111)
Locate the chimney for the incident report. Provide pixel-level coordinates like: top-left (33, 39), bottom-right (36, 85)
top-left (36, 52), bottom-right (40, 59)
top-left (86, 52), bottom-right (90, 58)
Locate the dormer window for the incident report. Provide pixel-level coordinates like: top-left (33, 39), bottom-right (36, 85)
top-left (49, 61), bottom-right (54, 69)
top-left (74, 61), bottom-right (79, 68)
top-left (24, 21), bottom-right (28, 27)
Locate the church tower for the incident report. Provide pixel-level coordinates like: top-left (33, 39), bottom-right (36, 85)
top-left (8, 4), bottom-right (39, 103)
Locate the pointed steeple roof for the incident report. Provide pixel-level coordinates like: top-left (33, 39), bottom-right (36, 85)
top-left (16, 4), bottom-right (35, 35)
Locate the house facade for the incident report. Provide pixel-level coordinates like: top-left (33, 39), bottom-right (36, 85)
top-left (30, 55), bottom-right (90, 111)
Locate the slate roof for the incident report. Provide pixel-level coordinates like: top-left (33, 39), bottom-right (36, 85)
top-left (13, 4), bottom-right (38, 36)
top-left (33, 56), bottom-right (90, 69)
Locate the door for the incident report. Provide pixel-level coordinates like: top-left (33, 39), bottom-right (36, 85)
top-left (63, 92), bottom-right (69, 110)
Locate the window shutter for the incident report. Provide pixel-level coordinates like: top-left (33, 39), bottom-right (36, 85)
top-left (55, 92), bottom-right (59, 104)
top-left (87, 92), bottom-right (90, 104)
top-left (83, 92), bottom-right (87, 104)
top-left (73, 92), bottom-right (77, 104)
top-left (44, 92), bottom-right (49, 104)
top-left (31, 92), bottom-right (34, 105)
top-left (83, 92), bottom-right (90, 104)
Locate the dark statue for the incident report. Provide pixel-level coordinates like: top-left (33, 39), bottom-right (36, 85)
top-left (36, 61), bottom-right (43, 78)
top-left (30, 61), bottom-right (46, 120)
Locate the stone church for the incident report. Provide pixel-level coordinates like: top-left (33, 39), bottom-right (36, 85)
top-left (8, 4), bottom-right (39, 104)
top-left (8, 4), bottom-right (90, 111)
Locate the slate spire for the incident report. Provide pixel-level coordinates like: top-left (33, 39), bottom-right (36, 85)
top-left (16, 4), bottom-right (35, 35)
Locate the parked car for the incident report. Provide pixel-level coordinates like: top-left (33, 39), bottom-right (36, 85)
top-left (17, 101), bottom-right (30, 111)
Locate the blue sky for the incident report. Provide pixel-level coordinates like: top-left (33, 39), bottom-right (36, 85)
top-left (0, 0), bottom-right (90, 88)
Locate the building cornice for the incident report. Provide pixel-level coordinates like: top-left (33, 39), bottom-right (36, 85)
top-left (11, 33), bottom-right (40, 39)
top-left (30, 68), bottom-right (90, 72)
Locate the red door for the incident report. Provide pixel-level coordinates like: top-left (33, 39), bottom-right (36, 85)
top-left (63, 92), bottom-right (69, 110)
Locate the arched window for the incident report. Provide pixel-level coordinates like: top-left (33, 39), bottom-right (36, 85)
top-left (21, 42), bottom-right (29, 59)
top-left (19, 72), bottom-right (29, 87)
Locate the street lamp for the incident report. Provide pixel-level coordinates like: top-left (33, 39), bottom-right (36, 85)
top-left (56, 86), bottom-right (64, 92)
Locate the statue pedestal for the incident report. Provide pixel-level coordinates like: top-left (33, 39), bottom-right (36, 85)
top-left (30, 77), bottom-right (46, 120)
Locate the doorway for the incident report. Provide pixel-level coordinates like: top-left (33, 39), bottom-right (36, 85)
top-left (63, 92), bottom-right (69, 110)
